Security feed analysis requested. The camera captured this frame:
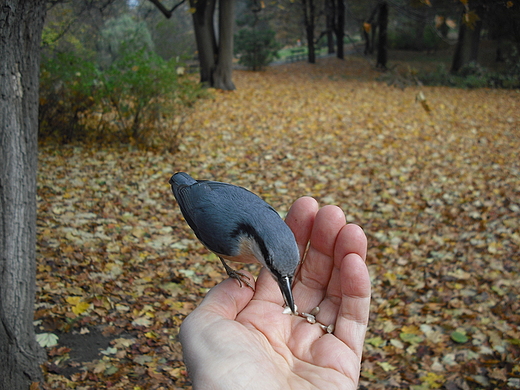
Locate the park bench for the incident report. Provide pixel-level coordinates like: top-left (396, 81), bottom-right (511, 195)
top-left (286, 48), bottom-right (306, 62)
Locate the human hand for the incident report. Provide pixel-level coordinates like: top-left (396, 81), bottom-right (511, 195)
top-left (179, 196), bottom-right (371, 389)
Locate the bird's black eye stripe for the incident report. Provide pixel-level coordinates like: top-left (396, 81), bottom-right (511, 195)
top-left (231, 222), bottom-right (273, 269)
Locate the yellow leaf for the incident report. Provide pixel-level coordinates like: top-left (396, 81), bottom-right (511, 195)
top-left (422, 372), bottom-right (445, 388)
top-left (66, 296), bottom-right (90, 315)
top-left (402, 325), bottom-right (422, 335)
top-left (188, 7), bottom-right (196, 13)
top-left (377, 361), bottom-right (397, 372)
top-left (66, 296), bottom-right (81, 305)
top-left (72, 301), bottom-right (90, 315)
top-left (384, 271), bottom-right (397, 285)
top-left (463, 10), bottom-right (480, 29)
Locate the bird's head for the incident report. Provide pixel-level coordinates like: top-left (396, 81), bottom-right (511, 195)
top-left (232, 220), bottom-right (300, 314)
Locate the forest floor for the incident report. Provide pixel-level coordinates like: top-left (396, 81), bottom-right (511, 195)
top-left (36, 55), bottom-right (520, 389)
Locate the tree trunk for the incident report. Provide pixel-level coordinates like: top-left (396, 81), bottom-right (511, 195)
top-left (325, 0), bottom-right (335, 54)
top-left (376, 1), bottom-right (388, 69)
top-left (0, 0), bottom-right (47, 388)
top-left (370, 23), bottom-right (377, 54)
top-left (364, 4), bottom-right (379, 55)
top-left (151, 0), bottom-right (236, 90)
top-left (306, 25), bottom-right (316, 63)
top-left (335, 0), bottom-right (345, 59)
top-left (363, 28), bottom-right (370, 55)
top-left (451, 9), bottom-right (483, 73)
top-left (213, 0), bottom-right (236, 90)
top-left (302, 0), bottom-right (316, 63)
top-left (190, 0), bottom-right (217, 86)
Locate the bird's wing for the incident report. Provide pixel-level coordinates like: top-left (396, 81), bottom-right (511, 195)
top-left (172, 181), bottom-right (212, 235)
top-left (172, 178), bottom-right (279, 257)
top-left (199, 181), bottom-right (278, 212)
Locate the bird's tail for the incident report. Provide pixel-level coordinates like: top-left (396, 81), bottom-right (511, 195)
top-left (169, 172), bottom-right (197, 188)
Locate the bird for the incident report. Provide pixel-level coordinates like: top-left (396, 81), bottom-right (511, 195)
top-left (169, 172), bottom-right (300, 314)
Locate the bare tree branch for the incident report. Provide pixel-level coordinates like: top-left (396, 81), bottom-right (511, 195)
top-left (147, 0), bottom-right (186, 19)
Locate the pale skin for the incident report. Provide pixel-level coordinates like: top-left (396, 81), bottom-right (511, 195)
top-left (179, 196), bottom-right (371, 390)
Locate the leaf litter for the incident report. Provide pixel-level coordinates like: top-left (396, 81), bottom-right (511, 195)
top-left (36, 57), bottom-right (519, 389)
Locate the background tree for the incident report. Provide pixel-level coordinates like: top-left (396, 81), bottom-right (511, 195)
top-left (320, 0), bottom-right (346, 59)
top-left (362, 2), bottom-right (379, 55)
top-left (302, 0), bottom-right (317, 63)
top-left (325, 0), bottom-right (335, 54)
top-left (450, 0), bottom-right (520, 73)
top-left (235, 2), bottom-right (282, 71)
top-left (98, 13), bottom-right (155, 67)
top-left (0, 0), bottom-right (48, 387)
top-left (149, 0), bottom-right (236, 90)
top-left (451, 1), bottom-right (483, 73)
top-left (376, 0), bottom-right (388, 69)
top-left (334, 0), bottom-right (345, 58)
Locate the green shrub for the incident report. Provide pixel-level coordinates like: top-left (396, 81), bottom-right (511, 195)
top-left (98, 48), bottom-right (206, 149)
top-left (234, 28), bottom-right (281, 71)
top-left (388, 25), bottom-right (444, 51)
top-left (418, 62), bottom-right (520, 89)
top-left (39, 49), bottom-right (207, 150)
top-left (422, 26), bottom-right (444, 52)
top-left (39, 52), bottom-right (99, 142)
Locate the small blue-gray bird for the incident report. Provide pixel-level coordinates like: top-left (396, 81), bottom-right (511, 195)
top-left (169, 172), bottom-right (300, 314)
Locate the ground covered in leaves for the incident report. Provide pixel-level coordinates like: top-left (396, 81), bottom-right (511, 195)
top-left (36, 56), bottom-right (520, 389)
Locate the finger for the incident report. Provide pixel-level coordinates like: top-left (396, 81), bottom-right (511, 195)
top-left (196, 271), bottom-right (256, 320)
top-left (317, 224), bottom-right (368, 326)
top-left (295, 205), bottom-right (346, 308)
top-left (179, 273), bottom-right (257, 382)
top-left (285, 196), bottom-right (319, 261)
top-left (335, 252), bottom-right (371, 358)
top-left (334, 223), bottom-right (367, 263)
top-left (252, 267), bottom-right (285, 307)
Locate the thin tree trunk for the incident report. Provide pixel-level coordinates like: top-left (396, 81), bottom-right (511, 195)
top-left (213, 0), bottom-right (236, 90)
top-left (364, 4), bottom-right (379, 55)
top-left (451, 8), bottom-right (483, 73)
top-left (326, 0), bottom-right (335, 54)
top-left (151, 0), bottom-right (235, 90)
top-left (335, 0), bottom-right (345, 59)
top-left (302, 0), bottom-right (316, 63)
top-left (190, 0), bottom-right (217, 85)
top-left (470, 17), bottom-right (482, 63)
top-left (376, 1), bottom-right (388, 69)
top-left (0, 0), bottom-right (47, 388)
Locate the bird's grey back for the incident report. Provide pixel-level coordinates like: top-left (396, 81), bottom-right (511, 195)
top-left (170, 172), bottom-right (299, 275)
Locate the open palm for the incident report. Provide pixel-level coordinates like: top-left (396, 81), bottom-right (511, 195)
top-left (180, 197), bottom-right (371, 389)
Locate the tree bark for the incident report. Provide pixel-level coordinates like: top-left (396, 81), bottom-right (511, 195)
top-left (376, 1), bottom-right (388, 69)
top-left (0, 0), bottom-right (47, 388)
top-left (302, 0), bottom-right (316, 63)
top-left (150, 0), bottom-right (236, 90)
top-left (335, 0), bottom-right (345, 59)
top-left (451, 8), bottom-right (483, 73)
top-left (364, 4), bottom-right (379, 55)
top-left (325, 0), bottom-right (335, 54)
top-left (190, 0), bottom-right (217, 86)
top-left (213, 0), bottom-right (236, 90)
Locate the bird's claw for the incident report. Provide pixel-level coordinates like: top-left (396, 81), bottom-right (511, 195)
top-left (227, 269), bottom-right (255, 291)
top-left (219, 257), bottom-right (255, 291)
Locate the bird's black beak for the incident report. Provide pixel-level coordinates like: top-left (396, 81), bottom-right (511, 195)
top-left (278, 275), bottom-right (296, 314)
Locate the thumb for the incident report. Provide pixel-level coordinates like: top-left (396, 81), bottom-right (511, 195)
top-left (196, 271), bottom-right (256, 320)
